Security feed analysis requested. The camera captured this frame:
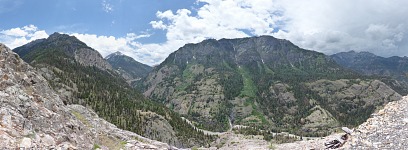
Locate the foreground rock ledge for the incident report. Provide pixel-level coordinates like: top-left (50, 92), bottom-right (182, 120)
top-left (0, 43), bottom-right (177, 149)
top-left (276, 96), bottom-right (408, 150)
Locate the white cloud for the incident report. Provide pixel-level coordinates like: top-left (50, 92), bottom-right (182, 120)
top-left (102, 0), bottom-right (113, 13)
top-left (0, 25), bottom-right (48, 49)
top-left (0, 25), bottom-right (161, 65)
top-left (70, 33), bottom-right (164, 65)
top-left (146, 0), bottom-right (408, 61)
top-left (151, 0), bottom-right (280, 43)
top-left (140, 0), bottom-right (283, 65)
top-left (2, 0), bottom-right (408, 66)
top-left (273, 0), bottom-right (408, 57)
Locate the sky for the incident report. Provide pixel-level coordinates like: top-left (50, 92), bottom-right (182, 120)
top-left (1, 0), bottom-right (408, 66)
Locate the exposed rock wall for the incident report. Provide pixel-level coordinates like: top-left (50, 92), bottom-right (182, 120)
top-left (347, 96), bottom-right (408, 149)
top-left (0, 43), bottom-right (176, 149)
top-left (143, 35), bottom-right (403, 134)
top-left (75, 47), bottom-right (113, 71)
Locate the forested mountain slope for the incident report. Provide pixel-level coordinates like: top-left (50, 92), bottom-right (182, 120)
top-left (13, 33), bottom-right (215, 148)
top-left (0, 43), bottom-right (177, 149)
top-left (331, 51), bottom-right (408, 95)
top-left (143, 36), bottom-right (401, 136)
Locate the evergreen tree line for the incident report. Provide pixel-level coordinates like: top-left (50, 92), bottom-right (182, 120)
top-left (26, 49), bottom-right (216, 148)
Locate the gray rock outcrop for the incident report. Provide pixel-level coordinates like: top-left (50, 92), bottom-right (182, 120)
top-left (276, 95), bottom-right (408, 149)
top-left (0, 43), bottom-right (176, 149)
top-left (346, 96), bottom-right (408, 149)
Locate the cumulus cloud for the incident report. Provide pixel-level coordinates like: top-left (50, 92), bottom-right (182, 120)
top-left (0, 25), bottom-right (160, 65)
top-left (273, 0), bottom-right (408, 56)
top-left (0, 25), bottom-right (48, 49)
top-left (70, 33), bottom-right (164, 65)
top-left (150, 0), bottom-right (281, 43)
top-left (143, 0), bottom-right (283, 65)
top-left (148, 0), bottom-right (408, 59)
top-left (2, 0), bottom-right (408, 66)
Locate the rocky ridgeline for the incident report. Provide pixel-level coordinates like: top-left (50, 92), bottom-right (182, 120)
top-left (346, 95), bottom-right (408, 149)
top-left (0, 43), bottom-right (176, 149)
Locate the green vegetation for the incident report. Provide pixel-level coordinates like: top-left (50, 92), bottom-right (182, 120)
top-left (238, 67), bottom-right (258, 98)
top-left (233, 127), bottom-right (299, 144)
top-left (106, 52), bottom-right (152, 80)
top-left (93, 144), bottom-right (101, 150)
top-left (268, 143), bottom-right (276, 150)
top-left (98, 134), bottom-right (124, 150)
top-left (141, 35), bottom-right (397, 138)
top-left (13, 34), bottom-right (216, 148)
top-left (71, 110), bottom-right (92, 128)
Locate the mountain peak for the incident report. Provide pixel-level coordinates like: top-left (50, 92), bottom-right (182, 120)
top-left (48, 32), bottom-right (71, 40)
top-left (113, 51), bottom-right (123, 55)
top-left (105, 51), bottom-right (124, 59)
top-left (49, 32), bottom-right (62, 37)
top-left (1, 44), bottom-right (176, 149)
top-left (339, 50), bottom-right (377, 57)
top-left (106, 51), bottom-right (152, 83)
top-left (13, 33), bottom-right (113, 71)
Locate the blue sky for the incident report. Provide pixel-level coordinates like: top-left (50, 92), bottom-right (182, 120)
top-left (1, 0), bottom-right (408, 65)
top-left (1, 0), bottom-right (197, 43)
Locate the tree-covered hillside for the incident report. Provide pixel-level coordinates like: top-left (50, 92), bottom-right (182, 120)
top-left (331, 51), bottom-right (408, 95)
top-left (13, 33), bottom-right (215, 148)
top-left (143, 36), bottom-right (401, 136)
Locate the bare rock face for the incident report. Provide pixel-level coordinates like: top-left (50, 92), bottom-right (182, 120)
top-left (276, 95), bottom-right (408, 150)
top-left (74, 47), bottom-right (113, 71)
top-left (0, 43), bottom-right (90, 149)
top-left (346, 96), bottom-right (408, 149)
top-left (0, 43), bottom-right (176, 149)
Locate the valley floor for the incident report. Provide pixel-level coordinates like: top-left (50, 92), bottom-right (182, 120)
top-left (194, 95), bottom-right (408, 150)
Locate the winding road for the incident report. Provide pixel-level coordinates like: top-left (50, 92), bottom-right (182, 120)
top-left (181, 117), bottom-right (320, 140)
top-left (181, 117), bottom-right (232, 135)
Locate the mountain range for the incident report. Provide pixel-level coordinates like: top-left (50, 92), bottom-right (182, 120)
top-left (12, 33), bottom-right (215, 148)
top-left (0, 43), bottom-right (177, 149)
top-left (142, 36), bottom-right (402, 136)
top-left (2, 33), bottom-right (407, 148)
top-left (331, 51), bottom-right (408, 95)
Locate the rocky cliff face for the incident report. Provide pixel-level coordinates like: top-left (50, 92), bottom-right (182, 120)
top-left (143, 36), bottom-right (401, 136)
top-left (346, 96), bottom-right (408, 149)
top-left (0, 43), bottom-right (176, 149)
top-left (12, 34), bottom-right (216, 148)
top-left (74, 47), bottom-right (112, 71)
